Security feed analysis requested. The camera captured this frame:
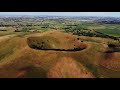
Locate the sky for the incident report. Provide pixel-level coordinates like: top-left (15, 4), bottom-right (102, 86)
top-left (0, 12), bottom-right (120, 17)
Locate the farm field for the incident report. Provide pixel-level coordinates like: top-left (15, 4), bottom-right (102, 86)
top-left (96, 29), bottom-right (120, 37)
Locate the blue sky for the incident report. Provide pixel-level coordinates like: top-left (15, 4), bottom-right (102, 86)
top-left (0, 12), bottom-right (120, 17)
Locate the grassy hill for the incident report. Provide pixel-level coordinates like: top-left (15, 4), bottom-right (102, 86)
top-left (0, 30), bottom-right (120, 78)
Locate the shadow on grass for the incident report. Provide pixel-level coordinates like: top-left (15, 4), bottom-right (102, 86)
top-left (19, 65), bottom-right (47, 78)
top-left (31, 47), bottom-right (85, 52)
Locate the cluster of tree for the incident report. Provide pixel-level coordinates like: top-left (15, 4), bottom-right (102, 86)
top-left (0, 23), bottom-right (40, 27)
top-left (66, 24), bottom-right (78, 26)
top-left (64, 25), bottom-right (89, 33)
top-left (64, 25), bottom-right (120, 42)
top-left (15, 27), bottom-right (38, 32)
top-left (41, 24), bottom-right (49, 28)
top-left (99, 20), bottom-right (120, 24)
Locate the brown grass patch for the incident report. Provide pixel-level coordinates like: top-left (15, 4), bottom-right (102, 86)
top-left (100, 52), bottom-right (120, 71)
top-left (74, 40), bottom-right (87, 49)
top-left (11, 70), bottom-right (27, 78)
top-left (47, 57), bottom-right (95, 78)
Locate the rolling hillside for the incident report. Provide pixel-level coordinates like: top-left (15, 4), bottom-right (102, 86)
top-left (0, 30), bottom-right (120, 78)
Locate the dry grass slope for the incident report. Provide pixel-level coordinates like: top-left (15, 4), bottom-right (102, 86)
top-left (47, 57), bottom-right (95, 78)
top-left (0, 30), bottom-right (120, 78)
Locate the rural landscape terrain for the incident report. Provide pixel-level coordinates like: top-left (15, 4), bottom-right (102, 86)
top-left (0, 14), bottom-right (120, 78)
